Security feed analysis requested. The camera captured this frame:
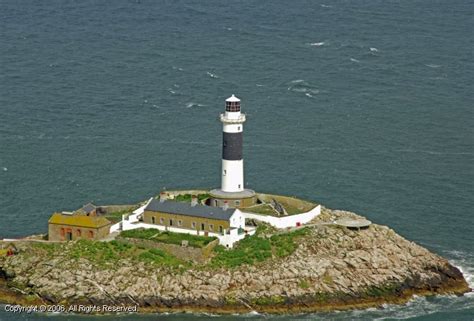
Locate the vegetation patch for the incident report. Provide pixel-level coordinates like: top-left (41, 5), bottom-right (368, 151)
top-left (120, 228), bottom-right (216, 248)
top-left (104, 208), bottom-right (135, 223)
top-left (174, 193), bottom-right (210, 203)
top-left (299, 279), bottom-right (310, 289)
top-left (44, 239), bottom-right (187, 268)
top-left (245, 204), bottom-right (278, 215)
top-left (363, 283), bottom-right (399, 298)
top-left (137, 248), bottom-right (183, 267)
top-left (209, 227), bottom-right (309, 268)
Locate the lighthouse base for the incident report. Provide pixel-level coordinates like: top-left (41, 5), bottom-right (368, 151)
top-left (208, 189), bottom-right (257, 208)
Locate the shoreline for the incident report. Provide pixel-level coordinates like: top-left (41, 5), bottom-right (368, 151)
top-left (0, 270), bottom-right (469, 315)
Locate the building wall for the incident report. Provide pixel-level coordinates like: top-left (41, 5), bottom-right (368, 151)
top-left (48, 224), bottom-right (110, 241)
top-left (143, 210), bottom-right (230, 234)
top-left (241, 205), bottom-right (322, 229)
top-left (208, 196), bottom-right (256, 208)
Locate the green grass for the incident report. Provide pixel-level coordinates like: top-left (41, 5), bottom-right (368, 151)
top-left (270, 227), bottom-right (309, 257)
top-left (245, 204), bottom-right (278, 215)
top-left (64, 239), bottom-right (185, 268)
top-left (120, 228), bottom-right (217, 248)
top-left (137, 248), bottom-right (183, 267)
top-left (104, 208), bottom-right (135, 223)
top-left (209, 227), bottom-right (309, 268)
top-left (174, 193), bottom-right (210, 203)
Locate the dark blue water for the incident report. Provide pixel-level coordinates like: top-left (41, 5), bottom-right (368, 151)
top-left (1, 0), bottom-right (473, 319)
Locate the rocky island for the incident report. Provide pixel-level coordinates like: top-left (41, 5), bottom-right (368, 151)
top-left (0, 204), bottom-right (470, 314)
top-left (0, 96), bottom-right (470, 314)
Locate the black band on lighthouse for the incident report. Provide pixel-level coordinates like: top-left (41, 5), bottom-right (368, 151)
top-left (222, 132), bottom-right (242, 160)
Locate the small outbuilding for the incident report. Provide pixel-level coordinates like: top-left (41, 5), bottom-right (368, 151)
top-left (48, 203), bottom-right (112, 241)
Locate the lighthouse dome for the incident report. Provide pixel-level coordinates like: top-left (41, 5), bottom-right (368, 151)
top-left (226, 94), bottom-right (240, 102)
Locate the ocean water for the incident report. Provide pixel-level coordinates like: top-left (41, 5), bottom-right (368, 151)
top-left (0, 0), bottom-right (473, 320)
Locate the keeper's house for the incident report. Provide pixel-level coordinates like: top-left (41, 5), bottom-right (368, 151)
top-left (143, 197), bottom-right (245, 236)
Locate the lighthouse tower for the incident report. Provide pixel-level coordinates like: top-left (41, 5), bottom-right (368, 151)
top-left (221, 94), bottom-right (245, 192)
top-left (210, 95), bottom-right (256, 208)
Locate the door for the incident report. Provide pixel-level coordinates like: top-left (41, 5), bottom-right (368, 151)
top-left (66, 231), bottom-right (72, 241)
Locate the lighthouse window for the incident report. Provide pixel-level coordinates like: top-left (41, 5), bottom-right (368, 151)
top-left (238, 184), bottom-right (241, 189)
top-left (238, 126), bottom-right (241, 130)
top-left (223, 170), bottom-right (227, 175)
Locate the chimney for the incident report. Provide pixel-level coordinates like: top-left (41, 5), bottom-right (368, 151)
top-left (160, 192), bottom-right (167, 203)
top-left (222, 200), bottom-right (229, 211)
top-left (191, 195), bottom-right (198, 207)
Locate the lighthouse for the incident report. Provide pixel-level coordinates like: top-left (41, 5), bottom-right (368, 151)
top-left (221, 94), bottom-right (245, 192)
top-left (210, 95), bottom-right (256, 208)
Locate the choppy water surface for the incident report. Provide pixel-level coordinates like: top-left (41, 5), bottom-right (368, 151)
top-left (0, 0), bottom-right (473, 320)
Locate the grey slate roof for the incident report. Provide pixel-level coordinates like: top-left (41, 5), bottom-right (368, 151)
top-left (81, 203), bottom-right (96, 214)
top-left (145, 199), bottom-right (234, 221)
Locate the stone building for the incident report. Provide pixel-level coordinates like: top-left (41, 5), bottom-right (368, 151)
top-left (143, 197), bottom-right (245, 236)
top-left (48, 203), bottom-right (112, 241)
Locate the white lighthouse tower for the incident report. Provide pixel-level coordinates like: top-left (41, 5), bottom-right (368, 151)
top-left (221, 94), bottom-right (245, 192)
top-left (209, 95), bottom-right (256, 208)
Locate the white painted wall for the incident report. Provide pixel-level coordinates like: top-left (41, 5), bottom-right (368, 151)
top-left (242, 205), bottom-right (321, 229)
top-left (221, 159), bottom-right (244, 192)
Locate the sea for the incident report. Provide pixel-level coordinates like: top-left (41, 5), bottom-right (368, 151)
top-left (0, 0), bottom-right (473, 320)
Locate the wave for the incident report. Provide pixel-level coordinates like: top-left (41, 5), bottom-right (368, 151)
top-left (321, 4), bottom-right (332, 8)
top-left (350, 57), bottom-right (360, 63)
top-left (426, 64), bottom-right (441, 68)
top-left (206, 71), bottom-right (219, 79)
top-left (308, 41), bottom-right (325, 46)
top-left (370, 47), bottom-right (378, 52)
top-left (185, 102), bottom-right (206, 108)
top-left (287, 79), bottom-right (320, 97)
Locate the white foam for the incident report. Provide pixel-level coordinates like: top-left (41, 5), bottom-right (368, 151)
top-left (185, 102), bottom-right (206, 108)
top-left (305, 93), bottom-right (313, 98)
top-left (290, 79), bottom-right (304, 83)
top-left (350, 57), bottom-right (360, 63)
top-left (370, 47), bottom-right (378, 52)
top-left (2, 167), bottom-right (7, 172)
top-left (426, 64), bottom-right (441, 68)
top-left (206, 71), bottom-right (219, 79)
top-left (321, 4), bottom-right (332, 8)
top-left (309, 41), bottom-right (325, 46)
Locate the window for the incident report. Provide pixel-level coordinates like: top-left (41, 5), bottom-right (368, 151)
top-left (238, 184), bottom-right (241, 189)
top-left (219, 226), bottom-right (223, 233)
top-left (160, 217), bottom-right (164, 224)
top-left (60, 228), bottom-right (65, 237)
top-left (76, 229), bottom-right (81, 237)
top-left (201, 223), bottom-right (205, 231)
top-left (235, 200), bottom-right (241, 206)
top-left (151, 217), bottom-right (155, 224)
top-left (169, 219), bottom-right (173, 226)
top-left (238, 126), bottom-right (241, 130)
top-left (88, 231), bottom-right (94, 239)
top-left (178, 220), bottom-right (182, 227)
top-left (223, 170), bottom-right (227, 175)
top-left (226, 102), bottom-right (240, 112)
top-left (209, 224), bottom-right (214, 231)
top-left (192, 222), bottom-right (196, 229)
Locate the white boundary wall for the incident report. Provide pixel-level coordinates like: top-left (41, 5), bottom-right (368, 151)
top-left (242, 204), bottom-right (321, 229)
